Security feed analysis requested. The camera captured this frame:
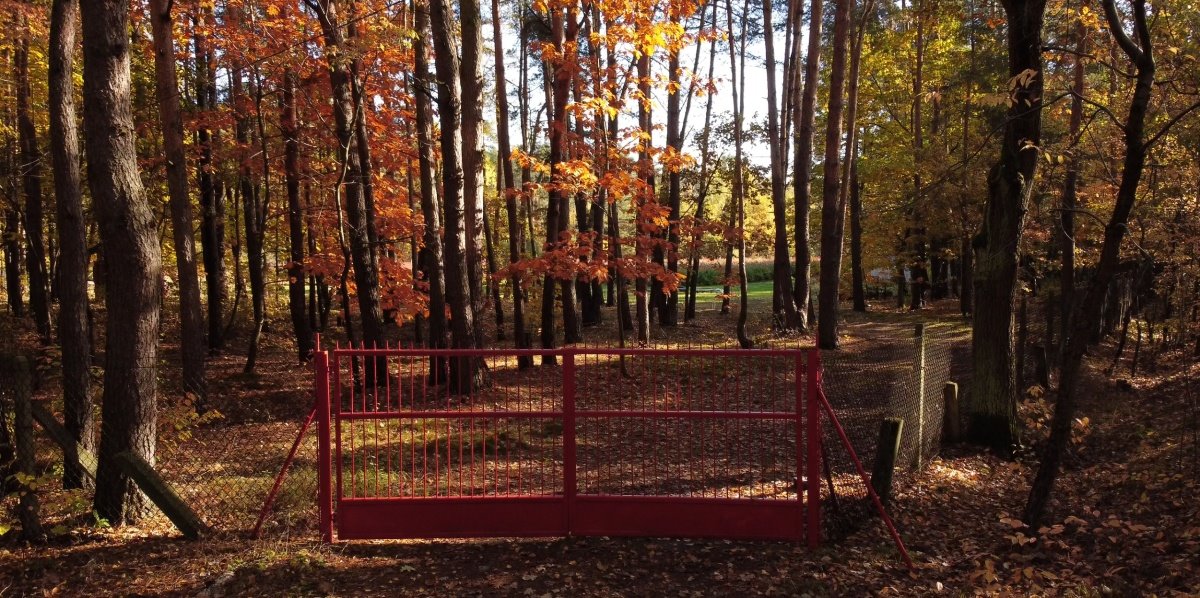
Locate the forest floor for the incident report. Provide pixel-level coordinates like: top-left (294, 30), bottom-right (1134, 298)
top-left (1, 297), bottom-right (1198, 596)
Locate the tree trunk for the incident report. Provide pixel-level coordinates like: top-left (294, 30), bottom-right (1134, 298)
top-left (15, 13), bottom-right (51, 343)
top-left (726, 0), bottom-right (752, 348)
top-left (460, 0), bottom-right (487, 346)
top-left (149, 0), bottom-right (207, 398)
top-left (966, 0), bottom-right (1047, 454)
top-left (850, 150), bottom-right (867, 313)
top-left (1025, 0), bottom-right (1153, 527)
top-left (762, 0), bottom-right (800, 329)
top-left (81, 0), bottom-right (161, 523)
top-left (415, 0), bottom-right (448, 380)
top-left (313, 0), bottom-right (386, 368)
top-left (1059, 15), bottom-right (1087, 357)
top-left (635, 51), bottom-right (653, 345)
top-left (792, 0), bottom-right (824, 332)
top-left (686, 2), bottom-right (719, 323)
top-left (430, 0), bottom-right (482, 392)
top-left (282, 71), bottom-right (312, 362)
top-left (492, 0), bottom-right (529, 361)
top-left (49, 0), bottom-right (93, 490)
top-left (194, 16), bottom-right (225, 353)
top-left (817, 0), bottom-right (852, 350)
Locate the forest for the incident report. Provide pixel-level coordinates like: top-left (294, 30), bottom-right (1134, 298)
top-left (1, 0), bottom-right (1198, 592)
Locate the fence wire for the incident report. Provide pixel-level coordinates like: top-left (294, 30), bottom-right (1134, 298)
top-left (4, 308), bottom-right (972, 544)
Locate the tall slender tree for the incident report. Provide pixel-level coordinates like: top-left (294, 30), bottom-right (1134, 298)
top-left (430, 0), bottom-right (482, 391)
top-left (149, 0), bottom-right (207, 398)
top-left (817, 0), bottom-right (853, 349)
top-left (15, 8), bottom-right (51, 343)
top-left (49, 0), bottom-right (93, 490)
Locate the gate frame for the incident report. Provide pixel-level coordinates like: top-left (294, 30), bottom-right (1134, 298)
top-left (314, 346), bottom-right (823, 548)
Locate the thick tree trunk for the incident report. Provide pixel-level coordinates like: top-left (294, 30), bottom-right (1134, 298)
top-left (282, 71), bottom-right (312, 362)
top-left (430, 0), bottom-right (482, 391)
top-left (81, 0), bottom-right (161, 523)
top-left (817, 0), bottom-right (852, 350)
top-left (967, 0), bottom-right (1048, 454)
top-left (49, 0), bottom-right (94, 490)
top-left (149, 0), bottom-right (207, 399)
top-left (16, 16), bottom-right (51, 343)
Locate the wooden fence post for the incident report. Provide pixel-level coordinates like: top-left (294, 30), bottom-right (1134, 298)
top-left (942, 381), bottom-right (960, 443)
top-left (914, 323), bottom-right (926, 469)
top-left (871, 417), bottom-right (904, 505)
top-left (12, 356), bottom-right (45, 541)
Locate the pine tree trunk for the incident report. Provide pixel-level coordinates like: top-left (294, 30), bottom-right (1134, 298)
top-left (492, 0), bottom-right (528, 358)
top-left (194, 16), bottom-right (225, 352)
top-left (81, 0), bottom-right (161, 523)
top-left (415, 0), bottom-right (448, 376)
top-left (282, 71), bottom-right (312, 362)
top-left (430, 0), bottom-right (482, 392)
top-left (817, 0), bottom-right (852, 349)
top-left (149, 0), bottom-right (207, 398)
top-left (762, 0), bottom-right (799, 329)
top-left (792, 0), bottom-right (823, 332)
top-left (460, 0), bottom-right (487, 345)
top-left (49, 0), bottom-right (93, 490)
top-left (15, 14), bottom-right (51, 343)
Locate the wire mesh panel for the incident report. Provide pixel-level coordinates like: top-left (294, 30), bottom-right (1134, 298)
top-left (570, 349), bottom-right (807, 540)
top-left (318, 346), bottom-right (815, 543)
top-left (328, 347), bottom-right (567, 539)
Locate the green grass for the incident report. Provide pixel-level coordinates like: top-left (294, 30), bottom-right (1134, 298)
top-left (692, 280), bottom-right (774, 300)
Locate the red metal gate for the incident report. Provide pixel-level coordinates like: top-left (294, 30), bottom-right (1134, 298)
top-left (314, 346), bottom-right (823, 546)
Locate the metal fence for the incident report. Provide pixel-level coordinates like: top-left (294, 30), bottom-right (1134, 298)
top-left (2, 314), bottom-right (969, 545)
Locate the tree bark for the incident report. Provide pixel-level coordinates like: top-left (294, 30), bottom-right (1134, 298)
top-left (817, 0), bottom-right (852, 349)
top-left (850, 149), bottom-right (867, 312)
top-left (430, 0), bottom-right (482, 391)
top-left (1025, 0), bottom-right (1153, 527)
top-left (81, 0), bottom-right (161, 523)
top-left (311, 0), bottom-right (386, 361)
top-left (282, 71), bottom-right (312, 362)
top-left (49, 0), bottom-right (94, 490)
top-left (149, 0), bottom-right (207, 399)
top-left (762, 0), bottom-right (800, 329)
top-left (492, 0), bottom-right (529, 360)
top-left (414, 0), bottom-right (448, 378)
top-left (461, 0), bottom-right (487, 345)
top-left (967, 0), bottom-right (1048, 454)
top-left (194, 16), bottom-right (225, 352)
top-left (15, 11), bottom-right (51, 343)
top-left (793, 0), bottom-right (824, 332)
